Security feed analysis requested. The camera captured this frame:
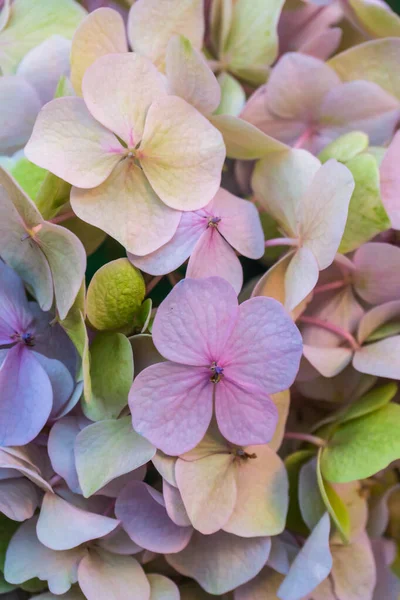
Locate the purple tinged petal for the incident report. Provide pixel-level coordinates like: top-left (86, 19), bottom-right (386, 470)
top-left (115, 481), bottom-right (193, 553)
top-left (0, 478), bottom-right (38, 521)
top-left (0, 261), bottom-right (32, 344)
top-left (128, 210), bottom-right (206, 276)
top-left (37, 492), bottom-right (119, 551)
top-left (97, 526), bottom-right (143, 556)
top-left (152, 277), bottom-right (239, 366)
top-left (32, 353), bottom-right (74, 421)
top-left (187, 228), bottom-right (244, 295)
top-left (353, 242), bottom-right (400, 305)
top-left (166, 531), bottom-right (271, 595)
top-left (48, 417), bottom-right (82, 495)
top-left (0, 345), bottom-right (52, 446)
top-left (130, 362), bottom-right (213, 455)
top-left (0, 76), bottom-right (41, 154)
top-left (163, 480), bottom-right (192, 527)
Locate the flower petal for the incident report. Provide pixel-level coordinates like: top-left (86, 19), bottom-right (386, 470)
top-left (129, 362), bottom-right (213, 455)
top-left (33, 353), bottom-right (74, 420)
top-left (353, 337), bottom-right (400, 379)
top-left (0, 260), bottom-right (32, 344)
top-left (167, 531), bottom-right (271, 595)
top-left (163, 480), bottom-right (192, 527)
top-left (48, 417), bottom-right (81, 494)
top-left (215, 378), bottom-right (279, 446)
top-left (187, 228), bottom-right (244, 295)
top-left (115, 481), bottom-right (193, 553)
top-left (303, 345), bottom-right (353, 378)
top-left (0, 345), bottom-right (52, 446)
top-left (353, 242), bottom-right (400, 305)
top-left (222, 296), bottom-right (303, 394)
top-left (37, 492), bottom-right (119, 551)
top-left (128, 210), bottom-right (206, 276)
top-left (175, 453), bottom-right (237, 534)
top-left (357, 300), bottom-right (400, 343)
top-left (0, 76), bottom-right (41, 154)
top-left (0, 478), bottom-right (38, 521)
top-left (380, 130), bottom-right (400, 229)
top-left (152, 277), bottom-right (238, 366)
top-left (148, 574), bottom-right (180, 600)
top-left (284, 247), bottom-right (320, 311)
top-left (71, 161), bottom-right (181, 255)
top-left (83, 53), bottom-right (167, 147)
top-left (71, 8), bottom-right (128, 96)
top-left (25, 97), bottom-right (124, 189)
top-left (139, 96), bottom-right (225, 211)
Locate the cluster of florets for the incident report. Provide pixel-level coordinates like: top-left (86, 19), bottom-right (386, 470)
top-left (1, 0), bottom-right (400, 598)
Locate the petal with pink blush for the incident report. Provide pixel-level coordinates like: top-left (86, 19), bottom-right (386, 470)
top-left (224, 445), bottom-right (288, 537)
top-left (357, 300), bottom-right (400, 343)
top-left (37, 492), bottom-right (119, 551)
top-left (166, 35), bottom-right (220, 116)
top-left (25, 97), bottom-right (124, 189)
top-left (186, 228), bottom-right (244, 295)
top-left (128, 0), bottom-right (204, 68)
top-left (139, 96), bottom-right (225, 211)
top-left (96, 526), bottom-right (142, 556)
top-left (235, 567), bottom-right (284, 600)
top-left (284, 247), bottom-right (320, 311)
top-left (277, 513), bottom-right (332, 600)
top-left (215, 379), bottom-right (278, 446)
top-left (83, 53), bottom-right (167, 147)
top-left (71, 161), bottom-right (181, 256)
top-left (4, 517), bottom-right (85, 595)
top-left (163, 480), bottom-right (192, 527)
top-left (380, 131), bottom-right (400, 229)
top-left (0, 345), bottom-right (52, 446)
top-left (128, 211), bottom-right (207, 276)
top-left (222, 296), bottom-right (303, 394)
top-left (209, 188), bottom-right (265, 259)
top-left (0, 478), bottom-right (38, 521)
top-left (353, 242), bottom-right (400, 305)
top-left (330, 533), bottom-right (376, 600)
top-left (148, 574), bottom-right (180, 600)
top-left (266, 53), bottom-right (340, 121)
top-left (300, 160), bottom-right (354, 270)
top-left (303, 345), bottom-right (354, 378)
top-left (353, 337), bottom-right (400, 379)
top-left (152, 277), bottom-right (238, 366)
top-left (0, 75), bottom-right (41, 154)
top-left (78, 550), bottom-right (150, 600)
top-left (175, 453), bottom-right (237, 534)
top-left (115, 481), bottom-right (193, 553)
top-left (71, 8), bottom-right (128, 96)
top-left (166, 531), bottom-right (271, 595)
top-left (319, 81), bottom-right (400, 146)
top-left (129, 362), bottom-right (213, 455)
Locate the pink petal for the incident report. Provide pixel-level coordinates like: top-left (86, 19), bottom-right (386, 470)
top-left (166, 531), bottom-right (271, 595)
top-left (37, 492), bottom-right (119, 551)
top-left (187, 228), bottom-right (244, 295)
top-left (175, 452), bottom-right (237, 534)
top-left (221, 296), bottom-right (303, 394)
top-left (152, 277), bottom-right (238, 366)
top-left (71, 161), bottom-right (181, 256)
top-left (284, 247), bottom-right (320, 311)
top-left (353, 337), bottom-right (400, 379)
top-left (380, 130), bottom-right (400, 228)
top-left (215, 378), bottom-right (279, 446)
top-left (96, 526), bottom-right (142, 556)
top-left (330, 533), bottom-right (376, 600)
top-left (82, 53), bottom-right (167, 147)
top-left (25, 97), bottom-right (124, 188)
top-left (0, 76), bottom-right (41, 154)
top-left (319, 81), bottom-right (400, 146)
top-left (0, 345), bottom-right (52, 446)
top-left (208, 188), bottom-right (265, 259)
top-left (139, 95), bottom-right (225, 211)
top-left (353, 242), bottom-right (400, 305)
top-left (357, 300), bottom-right (400, 343)
top-left (115, 481), bottom-right (193, 553)
top-left (78, 550), bottom-right (150, 600)
top-left (0, 478), bottom-right (38, 521)
top-left (267, 53), bottom-right (340, 121)
top-left (303, 344), bottom-right (354, 378)
top-left (48, 417), bottom-right (81, 494)
top-left (128, 210), bottom-right (206, 276)
top-left (129, 362), bottom-right (213, 455)
top-left (163, 480), bottom-right (192, 527)
top-left (301, 28), bottom-right (342, 62)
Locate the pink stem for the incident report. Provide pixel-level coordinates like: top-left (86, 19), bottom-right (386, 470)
top-left (313, 280), bottom-right (346, 294)
top-left (49, 474), bottom-right (62, 487)
top-left (284, 432), bottom-right (326, 447)
top-left (293, 128), bottom-right (313, 149)
top-left (50, 211), bottom-right (75, 224)
top-left (298, 315), bottom-right (360, 351)
top-left (265, 237), bottom-right (298, 248)
top-left (146, 275), bottom-right (163, 295)
top-left (167, 272), bottom-right (179, 287)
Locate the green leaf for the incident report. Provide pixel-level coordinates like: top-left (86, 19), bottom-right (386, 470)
top-left (284, 450), bottom-right (315, 535)
top-left (59, 283), bottom-right (86, 357)
top-left (366, 321), bottom-right (400, 342)
top-left (260, 212), bottom-right (286, 263)
top-left (321, 403), bottom-right (400, 483)
top-left (316, 448), bottom-right (350, 544)
top-left (215, 72), bottom-right (246, 116)
top-left (82, 332), bottom-right (134, 421)
top-left (75, 416), bottom-right (155, 497)
top-left (0, 514), bottom-right (19, 571)
top-left (339, 153), bottom-right (390, 254)
top-left (318, 132), bottom-right (369, 164)
top-left (87, 258), bottom-right (145, 332)
top-left (54, 75), bottom-right (75, 99)
top-left (298, 458), bottom-right (326, 531)
top-left (132, 298), bottom-right (153, 334)
top-left (20, 577), bottom-right (47, 592)
top-left (0, 571), bottom-right (16, 593)
top-left (339, 382), bottom-right (398, 424)
top-left (0, 0), bottom-right (86, 74)
top-left (34, 171), bottom-right (71, 220)
top-left (9, 157), bottom-right (47, 201)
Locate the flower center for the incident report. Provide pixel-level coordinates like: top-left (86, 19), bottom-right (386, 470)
top-left (210, 361), bottom-right (224, 383)
top-left (208, 216), bottom-right (221, 228)
top-left (12, 332), bottom-right (35, 346)
top-left (234, 448), bottom-right (257, 461)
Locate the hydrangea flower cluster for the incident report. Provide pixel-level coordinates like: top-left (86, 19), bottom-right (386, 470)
top-left (1, 0), bottom-right (400, 599)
